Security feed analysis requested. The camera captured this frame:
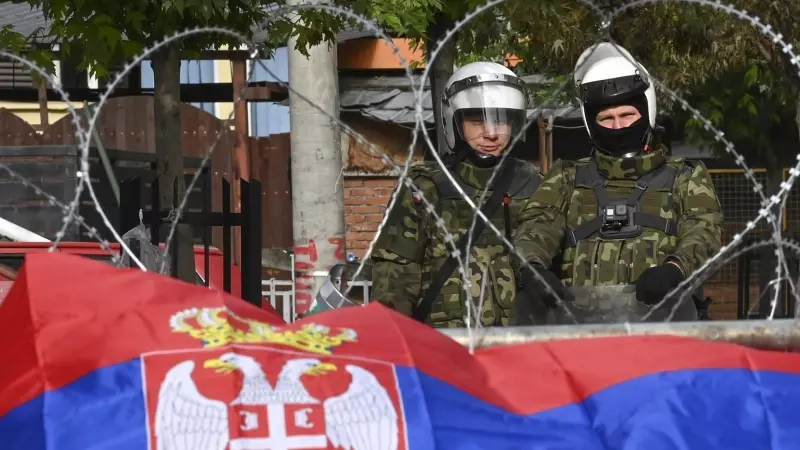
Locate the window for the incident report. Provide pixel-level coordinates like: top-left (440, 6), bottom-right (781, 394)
top-left (140, 59), bottom-right (216, 115)
top-left (247, 48), bottom-right (290, 137)
top-left (95, 62), bottom-right (140, 90)
top-left (60, 59), bottom-right (138, 90)
top-left (0, 60), bottom-right (35, 89)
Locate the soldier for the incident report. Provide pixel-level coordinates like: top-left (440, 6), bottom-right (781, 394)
top-left (369, 61), bottom-right (542, 328)
top-left (513, 43), bottom-right (723, 324)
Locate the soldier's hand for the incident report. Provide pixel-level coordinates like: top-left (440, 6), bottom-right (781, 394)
top-left (519, 264), bottom-right (565, 309)
top-left (634, 263), bottom-right (684, 306)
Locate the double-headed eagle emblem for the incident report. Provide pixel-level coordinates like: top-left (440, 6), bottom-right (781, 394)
top-left (152, 307), bottom-right (400, 450)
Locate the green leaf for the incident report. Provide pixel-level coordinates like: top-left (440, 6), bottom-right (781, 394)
top-left (744, 65), bottom-right (759, 87)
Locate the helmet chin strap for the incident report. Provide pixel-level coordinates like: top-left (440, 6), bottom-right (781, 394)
top-left (467, 150), bottom-right (501, 168)
top-left (454, 137), bottom-right (507, 168)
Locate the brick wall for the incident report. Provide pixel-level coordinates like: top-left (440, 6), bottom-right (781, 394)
top-left (344, 176), bottom-right (398, 257)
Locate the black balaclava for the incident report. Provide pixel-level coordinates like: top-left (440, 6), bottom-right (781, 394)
top-left (586, 94), bottom-right (652, 157)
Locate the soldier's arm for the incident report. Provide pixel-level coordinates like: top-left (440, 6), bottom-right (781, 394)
top-left (668, 161), bottom-right (723, 276)
top-left (369, 174), bottom-right (437, 316)
top-left (512, 160), bottom-right (571, 270)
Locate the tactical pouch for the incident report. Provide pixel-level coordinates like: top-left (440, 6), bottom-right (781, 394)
top-left (553, 284), bottom-right (644, 324)
top-left (488, 252), bottom-right (516, 310)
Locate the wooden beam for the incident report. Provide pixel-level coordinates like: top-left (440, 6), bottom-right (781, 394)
top-left (25, 44), bottom-right (255, 61)
top-left (231, 60), bottom-right (250, 268)
top-left (0, 82), bottom-right (288, 103)
top-left (232, 61), bottom-right (251, 181)
top-left (243, 83), bottom-right (285, 101)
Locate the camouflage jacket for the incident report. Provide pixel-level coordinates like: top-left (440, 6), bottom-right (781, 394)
top-left (514, 146), bottom-right (723, 287)
top-left (370, 158), bottom-right (543, 328)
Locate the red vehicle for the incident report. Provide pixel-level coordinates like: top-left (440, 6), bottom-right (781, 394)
top-left (0, 242), bottom-right (281, 319)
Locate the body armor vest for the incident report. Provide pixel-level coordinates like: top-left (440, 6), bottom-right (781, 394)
top-left (567, 161), bottom-right (685, 246)
top-left (558, 159), bottom-right (693, 288)
top-left (432, 161), bottom-right (541, 241)
top-left (420, 159), bottom-right (541, 327)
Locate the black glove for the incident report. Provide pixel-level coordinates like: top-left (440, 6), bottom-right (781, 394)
top-left (518, 264), bottom-right (565, 309)
top-left (634, 262), bottom-right (685, 306)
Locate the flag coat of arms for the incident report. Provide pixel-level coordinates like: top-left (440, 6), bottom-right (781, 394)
top-left (2, 253), bottom-right (800, 449)
top-left (142, 315), bottom-right (404, 450)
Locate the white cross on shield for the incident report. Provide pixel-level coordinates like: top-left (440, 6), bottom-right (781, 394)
top-left (229, 404), bottom-right (327, 450)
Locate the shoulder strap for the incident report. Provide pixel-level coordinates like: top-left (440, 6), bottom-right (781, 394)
top-left (566, 162), bottom-right (683, 247)
top-left (623, 164), bottom-right (676, 205)
top-left (566, 162), bottom-right (605, 247)
top-left (573, 162), bottom-right (598, 187)
top-left (432, 171), bottom-right (480, 199)
top-left (506, 159), bottom-right (542, 198)
top-left (631, 163), bottom-right (682, 235)
top-left (412, 160), bottom-right (517, 322)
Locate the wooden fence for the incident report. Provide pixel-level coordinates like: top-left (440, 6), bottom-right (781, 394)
top-left (0, 99), bottom-right (293, 271)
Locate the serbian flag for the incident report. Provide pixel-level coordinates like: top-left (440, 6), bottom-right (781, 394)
top-left (2, 253), bottom-right (800, 449)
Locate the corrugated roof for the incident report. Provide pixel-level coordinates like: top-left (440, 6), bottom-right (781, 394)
top-left (0, 2), bottom-right (52, 42)
top-left (361, 105), bottom-right (434, 125)
top-left (339, 75), bottom-right (433, 125)
top-left (336, 29), bottom-right (375, 42)
top-left (340, 88), bottom-right (402, 108)
top-left (339, 75), bottom-right (581, 126)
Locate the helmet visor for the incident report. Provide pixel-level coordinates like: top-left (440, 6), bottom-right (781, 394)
top-left (454, 107), bottom-right (526, 151)
top-left (445, 73), bottom-right (528, 154)
top-left (580, 74), bottom-right (649, 109)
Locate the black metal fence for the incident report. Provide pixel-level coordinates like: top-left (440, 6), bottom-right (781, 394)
top-left (118, 170), bottom-right (263, 306)
top-left (0, 145), bottom-right (209, 241)
top-left (736, 238), bottom-right (798, 320)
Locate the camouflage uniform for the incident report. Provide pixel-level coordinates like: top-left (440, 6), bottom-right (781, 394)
top-left (514, 146), bottom-right (722, 320)
top-left (371, 159), bottom-right (542, 328)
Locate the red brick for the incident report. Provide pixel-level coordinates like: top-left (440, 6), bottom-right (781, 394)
top-left (348, 188), bottom-right (377, 197)
top-left (362, 214), bottom-right (384, 224)
top-left (345, 215), bottom-right (366, 224)
top-left (347, 231), bottom-right (377, 241)
top-left (345, 195), bottom-right (392, 205)
top-left (348, 222), bottom-right (379, 232)
top-left (347, 240), bottom-right (370, 249)
top-left (344, 179), bottom-right (364, 187)
top-left (348, 187), bottom-right (394, 198)
top-left (344, 197), bottom-right (365, 205)
top-left (374, 188), bottom-right (395, 198)
top-left (363, 178), bottom-right (397, 187)
top-left (346, 205), bottom-right (384, 214)
top-left (363, 196), bottom-right (391, 205)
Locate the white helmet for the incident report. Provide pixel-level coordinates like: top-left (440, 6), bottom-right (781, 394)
top-left (573, 43), bottom-right (658, 156)
top-left (441, 61), bottom-right (528, 165)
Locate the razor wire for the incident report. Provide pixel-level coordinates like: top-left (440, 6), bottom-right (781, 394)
top-left (0, 0), bottom-right (797, 353)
